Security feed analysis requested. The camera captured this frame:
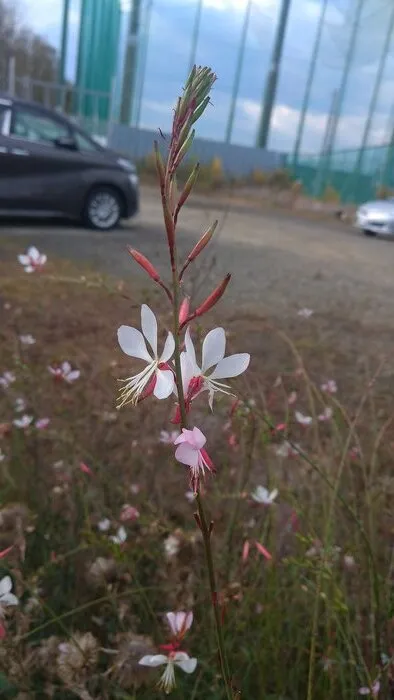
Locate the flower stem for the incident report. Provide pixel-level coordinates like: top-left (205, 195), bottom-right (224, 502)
top-left (171, 249), bottom-right (234, 700)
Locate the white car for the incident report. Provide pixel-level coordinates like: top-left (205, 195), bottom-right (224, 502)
top-left (355, 199), bottom-right (394, 237)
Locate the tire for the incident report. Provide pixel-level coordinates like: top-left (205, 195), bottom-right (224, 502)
top-left (83, 187), bottom-right (122, 230)
top-left (363, 229), bottom-right (377, 237)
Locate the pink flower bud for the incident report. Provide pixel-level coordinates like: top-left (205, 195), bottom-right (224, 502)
top-left (242, 540), bottom-right (250, 563)
top-left (179, 297), bottom-right (190, 326)
top-left (128, 248), bottom-right (160, 282)
top-left (180, 221), bottom-right (218, 279)
top-left (182, 274), bottom-right (231, 326)
top-left (0, 545), bottom-right (13, 559)
top-left (255, 541), bottom-right (272, 560)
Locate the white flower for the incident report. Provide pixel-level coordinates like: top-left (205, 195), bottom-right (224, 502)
top-left (0, 449), bottom-right (4, 462)
top-left (48, 362), bottom-right (80, 383)
top-left (160, 430), bottom-right (179, 444)
top-left (110, 526), bottom-right (127, 545)
top-left (98, 518), bottom-right (111, 532)
top-left (0, 372), bottom-right (16, 388)
top-left (15, 398), bottom-right (26, 413)
top-left (318, 406), bottom-right (333, 422)
top-left (297, 308), bottom-right (313, 318)
top-left (117, 305), bottom-right (175, 407)
top-left (251, 485), bottom-right (278, 505)
top-left (19, 334), bottom-right (35, 345)
top-left (185, 490), bottom-right (195, 503)
top-left (13, 414), bottom-right (33, 429)
top-left (0, 576), bottom-right (18, 613)
top-left (321, 379), bottom-right (337, 394)
top-left (181, 327), bottom-right (250, 409)
top-left (18, 246), bottom-right (47, 273)
top-left (166, 611), bottom-right (193, 639)
top-left (164, 534), bottom-right (180, 559)
top-left (139, 651), bottom-right (197, 694)
top-left (295, 410), bottom-right (313, 426)
top-left (275, 441), bottom-right (300, 458)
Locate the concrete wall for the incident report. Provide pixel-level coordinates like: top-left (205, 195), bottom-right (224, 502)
top-left (109, 124), bottom-right (286, 176)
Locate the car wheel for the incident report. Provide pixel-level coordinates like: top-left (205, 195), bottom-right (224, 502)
top-left (363, 229), bottom-right (377, 237)
top-left (83, 187), bottom-right (122, 230)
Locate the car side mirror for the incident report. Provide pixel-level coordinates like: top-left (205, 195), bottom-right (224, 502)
top-left (54, 136), bottom-right (77, 151)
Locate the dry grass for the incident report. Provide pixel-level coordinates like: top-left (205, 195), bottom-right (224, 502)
top-left (1, 252), bottom-right (394, 698)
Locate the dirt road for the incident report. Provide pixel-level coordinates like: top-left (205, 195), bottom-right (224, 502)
top-left (1, 187), bottom-right (394, 332)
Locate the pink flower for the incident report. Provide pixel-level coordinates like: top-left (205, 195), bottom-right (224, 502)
top-left (19, 334), bottom-right (35, 346)
top-left (160, 430), bottom-right (179, 444)
top-left (288, 391), bottom-right (297, 405)
top-left (174, 427), bottom-right (215, 489)
top-left (321, 379), bottom-right (337, 394)
top-left (117, 305), bottom-right (175, 407)
top-left (349, 446), bottom-right (361, 460)
top-left (79, 462), bottom-right (93, 476)
top-left (295, 410), bottom-right (313, 426)
top-left (242, 540), bottom-right (250, 563)
top-left (318, 407), bottom-right (333, 422)
top-left (0, 372), bottom-right (16, 388)
top-left (228, 433), bottom-right (238, 449)
top-left (139, 651), bottom-right (197, 694)
top-left (0, 546), bottom-right (14, 559)
top-left (359, 680), bottom-right (380, 696)
top-left (275, 441), bottom-right (299, 458)
top-left (166, 611), bottom-right (193, 641)
top-left (120, 504), bottom-right (140, 522)
top-left (48, 362), bottom-right (80, 383)
top-left (297, 307), bottom-right (313, 318)
top-left (18, 246), bottom-right (47, 273)
top-left (35, 418), bottom-right (50, 430)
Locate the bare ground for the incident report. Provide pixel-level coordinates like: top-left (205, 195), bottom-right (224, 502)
top-left (1, 185), bottom-right (394, 370)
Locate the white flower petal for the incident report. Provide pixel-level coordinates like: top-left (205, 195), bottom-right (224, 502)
top-left (66, 370), bottom-right (80, 382)
top-left (40, 254), bottom-right (47, 265)
top-left (117, 325), bottom-right (152, 362)
top-left (209, 353), bottom-right (250, 380)
top-left (0, 576), bottom-right (12, 597)
top-left (166, 612), bottom-right (178, 636)
top-left (184, 327), bottom-right (198, 372)
top-left (160, 332), bottom-right (175, 363)
top-left (191, 427), bottom-right (206, 449)
top-left (18, 254), bottom-right (30, 265)
top-left (1, 593), bottom-right (18, 607)
top-left (175, 443), bottom-right (199, 468)
top-left (202, 327), bottom-right (226, 372)
top-left (28, 246), bottom-right (40, 260)
top-left (141, 305), bottom-right (158, 357)
top-left (154, 369), bottom-right (175, 399)
top-left (139, 654), bottom-right (167, 668)
top-left (62, 361), bottom-right (72, 375)
top-left (24, 265), bottom-right (34, 273)
top-left (174, 653), bottom-right (197, 674)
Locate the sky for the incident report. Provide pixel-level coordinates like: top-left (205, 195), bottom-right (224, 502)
top-left (22, 0), bottom-right (394, 155)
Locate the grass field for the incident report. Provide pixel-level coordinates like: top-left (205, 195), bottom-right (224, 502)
top-left (1, 242), bottom-right (394, 699)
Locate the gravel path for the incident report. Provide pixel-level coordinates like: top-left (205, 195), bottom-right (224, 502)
top-left (2, 186), bottom-right (394, 332)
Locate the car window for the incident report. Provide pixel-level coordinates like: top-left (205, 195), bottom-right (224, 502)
top-left (0, 105), bottom-right (10, 134)
top-left (74, 130), bottom-right (99, 152)
top-left (10, 107), bottom-right (70, 147)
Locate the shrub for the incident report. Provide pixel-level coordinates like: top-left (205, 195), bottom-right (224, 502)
top-left (322, 184), bottom-right (341, 204)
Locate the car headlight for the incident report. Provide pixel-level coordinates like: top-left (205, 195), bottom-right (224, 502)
top-left (117, 157), bottom-right (136, 173)
top-left (128, 173), bottom-right (139, 187)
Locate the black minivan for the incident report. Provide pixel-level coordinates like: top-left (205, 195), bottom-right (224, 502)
top-left (0, 94), bottom-right (139, 230)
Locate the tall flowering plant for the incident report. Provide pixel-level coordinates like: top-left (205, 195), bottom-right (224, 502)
top-left (116, 66), bottom-right (249, 698)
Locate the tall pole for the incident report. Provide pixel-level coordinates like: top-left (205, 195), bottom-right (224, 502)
top-left (292, 0), bottom-right (329, 167)
top-left (323, 0), bottom-right (364, 180)
top-left (225, 0), bottom-right (252, 144)
top-left (58, 0), bottom-right (70, 84)
top-left (352, 2), bottom-right (394, 198)
top-left (135, 0), bottom-right (153, 129)
top-left (256, 0), bottom-right (292, 149)
top-left (120, 0), bottom-right (141, 124)
top-left (313, 89), bottom-right (339, 197)
top-left (188, 0), bottom-right (203, 75)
